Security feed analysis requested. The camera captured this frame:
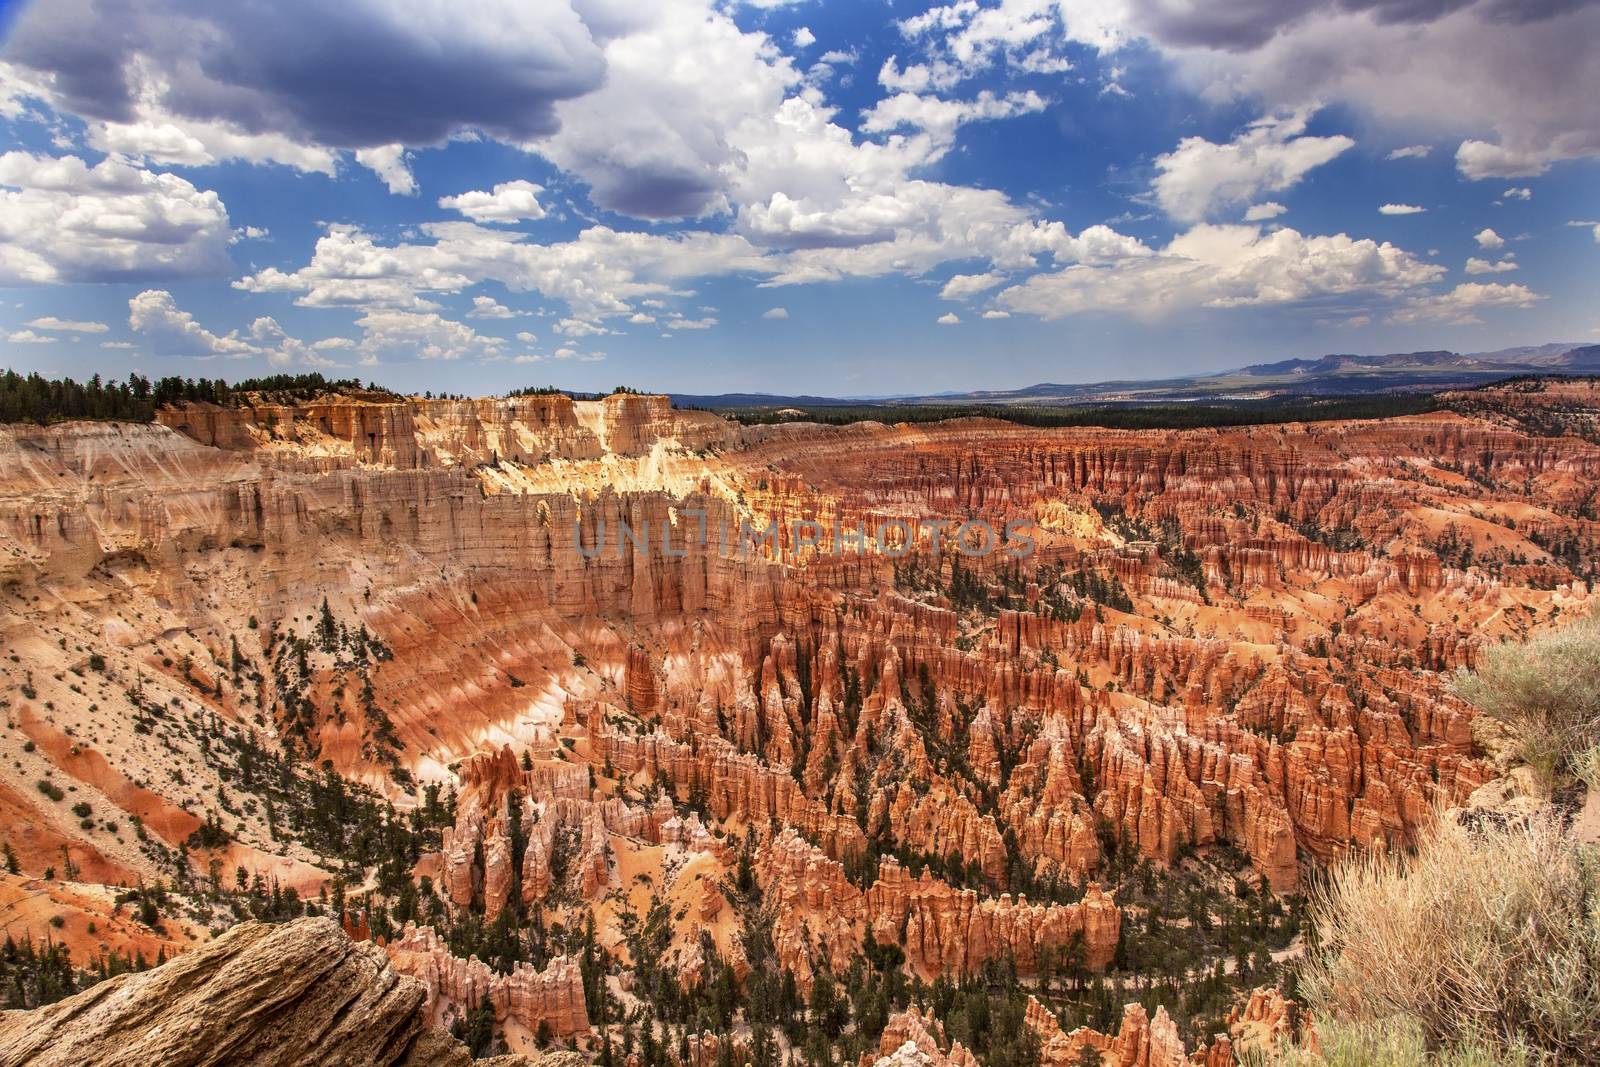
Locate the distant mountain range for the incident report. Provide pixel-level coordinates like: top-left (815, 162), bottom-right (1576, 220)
top-left (671, 342), bottom-right (1600, 409)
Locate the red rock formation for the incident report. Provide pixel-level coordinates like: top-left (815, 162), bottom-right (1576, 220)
top-left (387, 923), bottom-right (588, 1038)
top-left (5, 387), bottom-right (1598, 1041)
top-left (756, 829), bottom-right (1118, 985)
top-left (869, 1007), bottom-right (981, 1067)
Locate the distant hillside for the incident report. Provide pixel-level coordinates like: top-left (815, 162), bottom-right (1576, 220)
top-left (671, 343), bottom-right (1600, 409)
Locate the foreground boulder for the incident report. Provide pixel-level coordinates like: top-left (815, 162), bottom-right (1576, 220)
top-left (0, 917), bottom-right (540, 1067)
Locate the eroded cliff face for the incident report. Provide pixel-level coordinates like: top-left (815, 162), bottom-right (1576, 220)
top-left (0, 917), bottom-right (537, 1067)
top-left (3, 389), bottom-right (1597, 1057)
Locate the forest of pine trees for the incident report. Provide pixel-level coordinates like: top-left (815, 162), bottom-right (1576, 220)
top-left (0, 370), bottom-right (376, 425)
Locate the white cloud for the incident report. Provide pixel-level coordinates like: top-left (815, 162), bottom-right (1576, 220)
top-left (532, 3), bottom-right (804, 218)
top-left (25, 315), bottom-right (108, 333)
top-left (997, 223), bottom-right (1443, 320)
top-left (99, 340), bottom-right (136, 349)
top-left (981, 309), bottom-right (1010, 319)
top-left (355, 145), bottom-right (417, 196)
top-left (665, 315), bottom-right (717, 330)
top-left (3, 0), bottom-right (606, 173)
top-left (1151, 112), bottom-right (1353, 223)
top-left (237, 222), bottom-right (772, 322)
top-left (892, 0), bottom-right (1068, 89)
top-left (1243, 202), bottom-right (1285, 221)
top-left (1055, 3), bottom-right (1600, 182)
top-left (128, 289), bottom-right (259, 358)
top-left (1474, 228), bottom-right (1505, 250)
top-left (1455, 141), bottom-right (1558, 180)
top-left (355, 309), bottom-right (500, 361)
top-left (1389, 282), bottom-right (1542, 324)
top-left (0, 151), bottom-right (232, 284)
top-left (860, 89), bottom-right (1046, 145)
top-left (438, 180), bottom-right (547, 224)
top-left (555, 317), bottom-right (613, 337)
top-left (466, 295), bottom-right (519, 319)
top-left (127, 289), bottom-right (334, 366)
top-left (515, 330), bottom-right (539, 342)
top-left (936, 311), bottom-right (960, 324)
top-left (1502, 186), bottom-right (1532, 201)
top-left (1464, 256), bottom-right (1518, 275)
top-left (1386, 145), bottom-right (1431, 161)
top-left (762, 307), bottom-right (789, 319)
top-left (939, 271), bottom-right (1005, 300)
top-left (1378, 203), bottom-right (1425, 215)
top-left (6, 328), bottom-right (55, 344)
top-left (793, 27), bottom-right (816, 49)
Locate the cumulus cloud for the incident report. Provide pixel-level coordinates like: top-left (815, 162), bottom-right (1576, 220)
top-left (355, 145), bottom-right (417, 196)
top-left (129, 289), bottom-right (259, 358)
top-left (26, 315), bottom-right (108, 333)
top-left (1, 0), bottom-right (607, 166)
top-left (939, 271), bottom-right (1006, 300)
top-left (1501, 186), bottom-right (1532, 200)
top-left (891, 0), bottom-right (1070, 90)
top-left (237, 222), bottom-right (772, 322)
top-left (128, 289), bottom-right (335, 366)
top-left (981, 309), bottom-right (1010, 319)
top-left (1386, 145), bottom-right (1431, 160)
top-left (762, 307), bottom-right (789, 319)
top-left (531, 3), bottom-right (803, 218)
top-left (1055, 1), bottom-right (1600, 180)
top-left (860, 89), bottom-right (1046, 145)
top-left (1388, 281), bottom-right (1542, 324)
top-left (1464, 256), bottom-right (1517, 274)
top-left (466, 295), bottom-right (519, 318)
top-left (936, 311), bottom-right (960, 324)
top-left (1378, 203), bottom-right (1425, 215)
top-left (1151, 112), bottom-right (1353, 223)
top-left (1244, 202), bottom-right (1286, 221)
top-left (5, 0), bottom-right (1137, 316)
top-left (996, 222), bottom-right (1443, 320)
top-left (355, 309), bottom-right (503, 362)
top-left (438, 181), bottom-right (547, 224)
top-left (1474, 227), bottom-right (1505, 249)
top-left (793, 27), bottom-right (816, 48)
top-left (0, 151), bottom-right (232, 284)
top-left (6, 328), bottom-right (55, 344)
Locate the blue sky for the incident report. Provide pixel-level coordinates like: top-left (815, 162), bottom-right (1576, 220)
top-left (0, 0), bottom-right (1596, 396)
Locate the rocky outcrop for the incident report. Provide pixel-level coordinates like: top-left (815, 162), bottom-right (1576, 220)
top-left (1027, 1000), bottom-right (1189, 1067)
top-left (0, 917), bottom-right (534, 1067)
top-left (756, 829), bottom-right (1118, 984)
top-left (386, 924), bottom-right (589, 1040)
top-left (868, 1008), bottom-right (980, 1067)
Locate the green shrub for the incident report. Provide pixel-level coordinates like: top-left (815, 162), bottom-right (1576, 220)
top-left (1247, 1014), bottom-right (1532, 1066)
top-left (1297, 811), bottom-right (1600, 1063)
top-left (1452, 610), bottom-right (1600, 783)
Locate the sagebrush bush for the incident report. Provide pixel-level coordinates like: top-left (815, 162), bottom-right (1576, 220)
top-left (1296, 811), bottom-right (1600, 1064)
top-left (1451, 610), bottom-right (1600, 783)
top-left (1245, 1014), bottom-right (1530, 1067)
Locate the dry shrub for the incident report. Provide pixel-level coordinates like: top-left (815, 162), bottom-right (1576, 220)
top-left (1246, 1015), bottom-right (1525, 1067)
top-left (1451, 611), bottom-right (1600, 784)
top-left (1296, 811), bottom-right (1600, 1064)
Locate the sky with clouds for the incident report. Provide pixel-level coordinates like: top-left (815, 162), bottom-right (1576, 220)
top-left (0, 0), bottom-right (1596, 396)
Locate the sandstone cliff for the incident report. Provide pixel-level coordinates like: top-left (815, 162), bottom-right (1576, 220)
top-left (0, 917), bottom-right (537, 1067)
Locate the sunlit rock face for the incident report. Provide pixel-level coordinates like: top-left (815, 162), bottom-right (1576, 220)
top-left (2, 387), bottom-right (1596, 1051)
